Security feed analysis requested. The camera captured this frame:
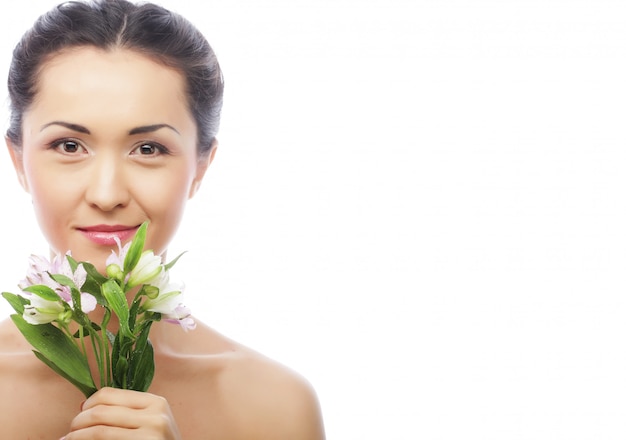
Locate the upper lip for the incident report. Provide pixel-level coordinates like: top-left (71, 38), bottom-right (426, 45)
top-left (77, 224), bottom-right (139, 232)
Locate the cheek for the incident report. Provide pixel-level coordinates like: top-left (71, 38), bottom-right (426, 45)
top-left (132, 167), bottom-right (195, 253)
top-left (138, 181), bottom-right (189, 216)
top-left (24, 162), bottom-right (82, 251)
top-left (26, 162), bottom-right (69, 216)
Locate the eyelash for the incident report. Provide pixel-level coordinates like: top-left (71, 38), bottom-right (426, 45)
top-left (130, 142), bottom-right (171, 157)
top-left (49, 138), bottom-right (86, 155)
top-left (47, 139), bottom-right (171, 157)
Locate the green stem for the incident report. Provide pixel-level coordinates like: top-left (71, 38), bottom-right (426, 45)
top-left (60, 323), bottom-right (75, 343)
top-left (86, 326), bottom-right (103, 388)
top-left (75, 324), bottom-right (101, 389)
top-left (128, 287), bottom-right (145, 334)
top-left (101, 308), bottom-right (112, 387)
top-left (78, 326), bottom-right (88, 360)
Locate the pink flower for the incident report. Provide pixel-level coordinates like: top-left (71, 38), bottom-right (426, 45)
top-left (164, 305), bottom-right (196, 331)
top-left (106, 236), bottom-right (130, 269)
top-left (19, 253), bottom-right (96, 317)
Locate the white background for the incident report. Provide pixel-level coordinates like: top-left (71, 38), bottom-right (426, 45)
top-left (1, 1), bottom-right (626, 439)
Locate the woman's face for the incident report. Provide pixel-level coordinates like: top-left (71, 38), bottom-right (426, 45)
top-left (8, 47), bottom-right (212, 271)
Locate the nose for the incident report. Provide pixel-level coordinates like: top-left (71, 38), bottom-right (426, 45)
top-left (84, 153), bottom-right (131, 211)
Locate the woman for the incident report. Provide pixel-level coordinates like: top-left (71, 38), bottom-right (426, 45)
top-left (0, 0), bottom-right (325, 438)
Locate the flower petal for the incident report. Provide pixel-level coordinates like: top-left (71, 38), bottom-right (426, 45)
top-left (23, 297), bottom-right (65, 325)
top-left (127, 251), bottom-right (162, 287)
top-left (165, 316), bottom-right (196, 331)
top-left (72, 264), bottom-right (87, 290)
top-left (23, 305), bottom-right (58, 325)
top-left (80, 293), bottom-right (97, 313)
top-left (106, 236), bottom-right (128, 268)
top-left (143, 290), bottom-right (182, 315)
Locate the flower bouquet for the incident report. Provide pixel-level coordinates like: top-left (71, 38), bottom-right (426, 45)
top-left (1, 222), bottom-right (194, 397)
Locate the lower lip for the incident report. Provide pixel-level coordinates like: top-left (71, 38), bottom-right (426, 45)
top-left (79, 227), bottom-right (139, 246)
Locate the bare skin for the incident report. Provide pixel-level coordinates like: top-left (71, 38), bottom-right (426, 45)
top-left (0, 316), bottom-right (325, 439)
top-left (0, 46), bottom-right (324, 439)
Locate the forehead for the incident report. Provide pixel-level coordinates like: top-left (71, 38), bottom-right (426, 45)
top-left (25, 46), bottom-right (195, 137)
top-left (36, 46), bottom-right (187, 101)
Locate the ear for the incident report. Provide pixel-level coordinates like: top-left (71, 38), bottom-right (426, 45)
top-left (5, 136), bottom-right (29, 193)
top-left (188, 139), bottom-right (218, 199)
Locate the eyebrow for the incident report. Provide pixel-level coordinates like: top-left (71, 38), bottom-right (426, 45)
top-left (40, 121), bottom-right (90, 134)
top-left (128, 124), bottom-right (180, 135)
top-left (40, 121), bottom-right (179, 135)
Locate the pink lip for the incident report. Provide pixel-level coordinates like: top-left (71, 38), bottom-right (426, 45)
top-left (78, 224), bottom-right (140, 246)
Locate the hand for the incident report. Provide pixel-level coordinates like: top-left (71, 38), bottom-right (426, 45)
top-left (61, 387), bottom-right (181, 439)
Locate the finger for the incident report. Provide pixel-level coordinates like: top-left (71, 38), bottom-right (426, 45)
top-left (70, 404), bottom-right (146, 431)
top-left (61, 425), bottom-right (132, 440)
top-left (82, 387), bottom-right (157, 410)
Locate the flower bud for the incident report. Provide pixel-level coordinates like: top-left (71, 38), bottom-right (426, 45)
top-left (59, 309), bottom-right (73, 325)
top-left (143, 285), bottom-right (160, 299)
top-left (106, 264), bottom-right (123, 281)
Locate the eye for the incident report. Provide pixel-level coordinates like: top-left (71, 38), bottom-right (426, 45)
top-left (131, 142), bottom-right (169, 157)
top-left (50, 139), bottom-right (87, 155)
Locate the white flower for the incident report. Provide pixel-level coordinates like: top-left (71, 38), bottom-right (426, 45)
top-left (143, 270), bottom-right (195, 331)
top-left (143, 270), bottom-right (182, 313)
top-left (23, 296), bottom-right (65, 325)
top-left (127, 251), bottom-right (162, 288)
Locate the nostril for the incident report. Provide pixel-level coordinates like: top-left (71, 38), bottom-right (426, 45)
top-left (84, 164), bottom-right (131, 211)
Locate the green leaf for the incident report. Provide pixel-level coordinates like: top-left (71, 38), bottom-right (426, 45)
top-left (66, 254), bottom-right (79, 273)
top-left (81, 261), bottom-right (108, 285)
top-left (123, 221), bottom-right (149, 273)
top-left (72, 322), bottom-right (101, 338)
top-left (130, 339), bottom-right (154, 392)
top-left (128, 322), bottom-right (155, 392)
top-left (49, 273), bottom-right (76, 290)
top-left (128, 293), bottom-right (143, 332)
top-left (101, 280), bottom-right (131, 338)
top-left (114, 356), bottom-right (129, 388)
top-left (164, 251), bottom-right (186, 272)
top-left (110, 332), bottom-right (121, 386)
top-left (79, 262), bottom-right (107, 306)
top-left (106, 329), bottom-right (116, 345)
top-left (69, 287), bottom-right (89, 326)
top-left (22, 285), bottom-right (61, 302)
top-left (2, 292), bottom-right (28, 314)
top-left (10, 314), bottom-right (96, 395)
top-left (33, 351), bottom-right (97, 398)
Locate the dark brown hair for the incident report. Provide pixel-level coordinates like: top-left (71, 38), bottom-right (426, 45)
top-left (7, 0), bottom-right (224, 155)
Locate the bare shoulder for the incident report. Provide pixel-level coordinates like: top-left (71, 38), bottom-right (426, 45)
top-left (0, 315), bottom-right (28, 351)
top-left (224, 344), bottom-right (325, 439)
top-left (0, 316), bottom-right (85, 438)
top-left (158, 320), bottom-right (325, 440)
